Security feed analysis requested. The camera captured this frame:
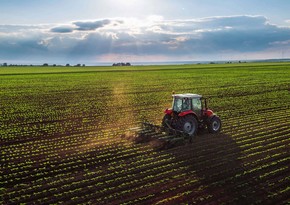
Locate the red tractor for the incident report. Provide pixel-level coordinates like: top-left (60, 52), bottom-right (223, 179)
top-left (162, 93), bottom-right (221, 137)
top-left (134, 93), bottom-right (222, 149)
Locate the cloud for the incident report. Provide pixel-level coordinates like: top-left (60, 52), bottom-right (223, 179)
top-left (0, 24), bottom-right (43, 33)
top-left (73, 19), bottom-right (111, 31)
top-left (196, 15), bottom-right (269, 29)
top-left (50, 19), bottom-right (123, 33)
top-left (50, 26), bottom-right (74, 33)
top-left (0, 34), bottom-right (48, 60)
top-left (1, 15), bottom-right (290, 63)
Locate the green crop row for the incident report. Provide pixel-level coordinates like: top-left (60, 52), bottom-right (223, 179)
top-left (1, 62), bottom-right (290, 204)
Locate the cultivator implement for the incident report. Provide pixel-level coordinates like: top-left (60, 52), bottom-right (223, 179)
top-left (131, 121), bottom-right (191, 150)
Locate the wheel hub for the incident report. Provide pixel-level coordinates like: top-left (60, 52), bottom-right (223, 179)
top-left (183, 122), bottom-right (195, 134)
top-left (212, 121), bottom-right (220, 131)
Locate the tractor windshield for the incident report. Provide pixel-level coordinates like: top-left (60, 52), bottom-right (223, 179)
top-left (173, 97), bottom-right (191, 112)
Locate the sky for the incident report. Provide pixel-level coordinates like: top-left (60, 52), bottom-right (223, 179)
top-left (1, 0), bottom-right (290, 65)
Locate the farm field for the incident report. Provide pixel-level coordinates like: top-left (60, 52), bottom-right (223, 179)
top-left (1, 62), bottom-right (290, 204)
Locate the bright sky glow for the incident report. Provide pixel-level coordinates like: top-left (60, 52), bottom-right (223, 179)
top-left (1, 0), bottom-right (290, 64)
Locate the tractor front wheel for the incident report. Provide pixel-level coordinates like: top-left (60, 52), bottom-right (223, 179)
top-left (208, 116), bottom-right (222, 133)
top-left (162, 114), bottom-right (171, 128)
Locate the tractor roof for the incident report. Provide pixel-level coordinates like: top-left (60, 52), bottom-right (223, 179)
top-left (173, 93), bottom-right (202, 99)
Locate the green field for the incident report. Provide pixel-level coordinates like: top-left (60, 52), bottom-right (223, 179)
top-left (1, 63), bottom-right (290, 204)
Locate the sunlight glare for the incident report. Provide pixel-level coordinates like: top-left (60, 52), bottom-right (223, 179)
top-left (118, 0), bottom-right (138, 7)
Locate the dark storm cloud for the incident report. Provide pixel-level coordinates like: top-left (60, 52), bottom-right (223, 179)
top-left (1, 15), bottom-right (290, 62)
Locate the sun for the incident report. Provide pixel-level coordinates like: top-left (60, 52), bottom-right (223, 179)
top-left (104, 0), bottom-right (148, 18)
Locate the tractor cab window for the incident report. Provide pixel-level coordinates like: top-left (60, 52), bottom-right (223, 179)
top-left (192, 98), bottom-right (202, 116)
top-left (192, 98), bottom-right (202, 110)
top-left (173, 98), bottom-right (191, 112)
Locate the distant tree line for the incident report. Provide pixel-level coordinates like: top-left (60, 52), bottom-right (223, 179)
top-left (0, 63), bottom-right (34, 67)
top-left (0, 63), bottom-right (86, 67)
top-left (112, 62), bottom-right (131, 66)
top-left (41, 63), bottom-right (86, 67)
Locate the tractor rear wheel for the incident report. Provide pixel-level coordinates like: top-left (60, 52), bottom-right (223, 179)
top-left (208, 116), bottom-right (222, 133)
top-left (178, 115), bottom-right (198, 137)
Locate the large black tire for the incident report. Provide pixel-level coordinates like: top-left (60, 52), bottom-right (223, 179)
top-left (162, 114), bottom-right (172, 128)
top-left (208, 116), bottom-right (222, 133)
top-left (177, 115), bottom-right (198, 137)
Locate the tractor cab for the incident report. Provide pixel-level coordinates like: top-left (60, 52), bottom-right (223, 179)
top-left (171, 94), bottom-right (206, 119)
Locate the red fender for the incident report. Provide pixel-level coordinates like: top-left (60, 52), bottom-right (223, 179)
top-left (178, 110), bottom-right (195, 117)
top-left (204, 109), bottom-right (214, 117)
top-left (164, 108), bottom-right (173, 115)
